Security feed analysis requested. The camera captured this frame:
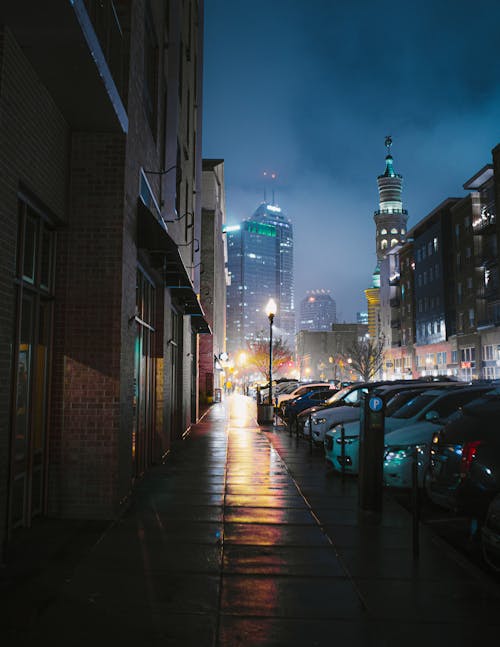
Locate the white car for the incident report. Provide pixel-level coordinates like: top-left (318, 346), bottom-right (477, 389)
top-left (276, 382), bottom-right (333, 409)
top-left (306, 380), bottom-right (449, 446)
top-left (325, 386), bottom-right (490, 476)
top-left (302, 384), bottom-right (370, 444)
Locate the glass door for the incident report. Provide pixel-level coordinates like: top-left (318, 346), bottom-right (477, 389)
top-left (10, 200), bottom-right (55, 529)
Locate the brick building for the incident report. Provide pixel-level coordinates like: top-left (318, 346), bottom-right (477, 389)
top-left (0, 1), bottom-right (209, 557)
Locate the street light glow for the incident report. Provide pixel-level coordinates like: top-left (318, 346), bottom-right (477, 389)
top-left (265, 298), bottom-right (277, 318)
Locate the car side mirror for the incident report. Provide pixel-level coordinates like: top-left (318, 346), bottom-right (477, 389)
top-left (425, 410), bottom-right (439, 421)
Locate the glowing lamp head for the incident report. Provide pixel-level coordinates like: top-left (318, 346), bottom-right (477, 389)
top-left (265, 298), bottom-right (277, 319)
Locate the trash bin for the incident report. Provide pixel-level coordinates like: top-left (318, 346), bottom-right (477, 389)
top-left (257, 403), bottom-right (274, 425)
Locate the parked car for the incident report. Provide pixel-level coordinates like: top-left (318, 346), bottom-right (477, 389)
top-left (314, 379), bottom-right (462, 449)
top-left (276, 382), bottom-right (334, 410)
top-left (324, 383), bottom-right (469, 475)
top-left (259, 379), bottom-right (298, 403)
top-left (426, 390), bottom-right (500, 519)
top-left (383, 385), bottom-right (494, 490)
top-left (481, 492), bottom-right (500, 571)
top-left (299, 380), bottom-right (405, 445)
top-left (281, 388), bottom-right (337, 429)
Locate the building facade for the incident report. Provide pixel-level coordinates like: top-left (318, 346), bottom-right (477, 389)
top-left (299, 290), bottom-right (337, 331)
top-left (199, 159), bottom-right (228, 404)
top-left (0, 0), bottom-right (209, 557)
top-left (295, 324), bottom-right (368, 383)
top-left (226, 201), bottom-right (294, 355)
top-left (379, 143), bottom-right (500, 381)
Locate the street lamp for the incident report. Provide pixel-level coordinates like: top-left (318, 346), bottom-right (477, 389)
top-left (265, 299), bottom-right (277, 406)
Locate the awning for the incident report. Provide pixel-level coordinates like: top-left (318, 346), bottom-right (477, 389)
top-left (137, 198), bottom-right (212, 334)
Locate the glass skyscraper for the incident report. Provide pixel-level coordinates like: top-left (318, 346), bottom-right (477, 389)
top-left (299, 290), bottom-right (337, 331)
top-left (226, 202), bottom-right (294, 354)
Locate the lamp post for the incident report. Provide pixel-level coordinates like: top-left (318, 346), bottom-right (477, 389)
top-left (265, 299), bottom-right (277, 406)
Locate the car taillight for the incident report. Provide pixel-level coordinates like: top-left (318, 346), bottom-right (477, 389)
top-left (460, 440), bottom-right (483, 477)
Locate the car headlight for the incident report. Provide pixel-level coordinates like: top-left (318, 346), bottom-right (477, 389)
top-left (384, 444), bottom-right (426, 462)
top-left (314, 417), bottom-right (327, 425)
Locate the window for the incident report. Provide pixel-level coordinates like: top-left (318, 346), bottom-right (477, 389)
top-left (428, 241), bottom-right (433, 256)
top-left (391, 238), bottom-right (398, 247)
top-left (11, 198), bottom-right (56, 528)
top-left (429, 267), bottom-right (433, 282)
top-left (437, 351), bottom-right (446, 365)
top-left (381, 228), bottom-right (387, 235)
top-left (468, 308), bottom-right (475, 327)
top-left (451, 350), bottom-right (458, 363)
top-left (381, 240), bottom-right (388, 250)
top-left (391, 228), bottom-right (398, 234)
top-left (484, 345), bottom-right (494, 361)
top-left (467, 277), bottom-right (473, 290)
top-left (433, 236), bottom-right (439, 252)
top-left (457, 283), bottom-right (462, 304)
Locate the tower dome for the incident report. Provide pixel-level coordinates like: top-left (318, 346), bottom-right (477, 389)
top-left (374, 136), bottom-right (408, 261)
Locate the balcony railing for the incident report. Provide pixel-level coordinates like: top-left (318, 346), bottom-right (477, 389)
top-left (374, 209), bottom-right (408, 216)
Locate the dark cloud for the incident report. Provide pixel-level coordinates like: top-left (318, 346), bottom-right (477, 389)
top-left (203, 0), bottom-right (500, 320)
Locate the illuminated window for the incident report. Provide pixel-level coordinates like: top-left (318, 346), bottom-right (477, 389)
top-left (391, 228), bottom-right (398, 234)
top-left (381, 240), bottom-right (388, 250)
top-left (381, 228), bottom-right (387, 235)
top-left (391, 239), bottom-right (398, 247)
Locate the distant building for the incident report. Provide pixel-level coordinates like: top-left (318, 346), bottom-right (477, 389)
top-left (357, 312), bottom-right (369, 325)
top-left (295, 323), bottom-right (368, 382)
top-left (299, 290), bottom-right (337, 331)
top-left (226, 201), bottom-right (294, 354)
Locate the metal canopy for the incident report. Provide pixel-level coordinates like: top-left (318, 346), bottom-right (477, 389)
top-left (137, 199), bottom-right (211, 334)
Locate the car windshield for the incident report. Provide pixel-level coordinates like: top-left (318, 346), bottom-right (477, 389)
top-left (390, 393), bottom-right (438, 419)
top-left (323, 385), bottom-right (357, 405)
top-left (385, 390), bottom-right (424, 417)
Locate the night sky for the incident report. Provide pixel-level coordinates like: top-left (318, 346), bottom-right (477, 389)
top-left (202, 0), bottom-right (500, 322)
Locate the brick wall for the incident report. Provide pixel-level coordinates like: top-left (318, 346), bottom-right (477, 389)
top-left (0, 26), bottom-right (70, 550)
top-left (49, 132), bottom-right (127, 519)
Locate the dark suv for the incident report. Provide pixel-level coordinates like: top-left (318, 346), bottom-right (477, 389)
top-left (427, 390), bottom-right (500, 519)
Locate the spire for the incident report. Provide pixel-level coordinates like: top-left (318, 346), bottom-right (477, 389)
top-left (383, 135), bottom-right (396, 177)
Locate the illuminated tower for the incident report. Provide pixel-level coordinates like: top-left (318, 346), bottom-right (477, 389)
top-left (374, 136), bottom-right (408, 258)
top-left (365, 137), bottom-right (408, 339)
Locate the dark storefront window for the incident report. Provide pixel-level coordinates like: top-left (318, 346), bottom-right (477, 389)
top-left (10, 199), bottom-right (55, 529)
top-left (132, 268), bottom-right (156, 478)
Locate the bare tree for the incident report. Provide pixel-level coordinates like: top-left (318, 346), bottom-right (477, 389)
top-left (342, 337), bottom-right (385, 382)
top-left (246, 334), bottom-right (293, 381)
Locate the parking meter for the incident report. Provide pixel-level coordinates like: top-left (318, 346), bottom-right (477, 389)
top-left (358, 391), bottom-right (385, 514)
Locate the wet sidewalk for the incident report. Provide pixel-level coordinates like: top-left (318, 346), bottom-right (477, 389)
top-left (3, 394), bottom-right (500, 646)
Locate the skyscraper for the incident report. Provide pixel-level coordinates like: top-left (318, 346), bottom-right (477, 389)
top-left (299, 290), bottom-right (337, 331)
top-left (226, 201), bottom-right (294, 354)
